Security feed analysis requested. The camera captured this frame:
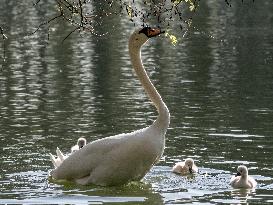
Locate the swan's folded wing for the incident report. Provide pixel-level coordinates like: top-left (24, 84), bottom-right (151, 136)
top-left (230, 176), bottom-right (239, 187)
top-left (50, 133), bottom-right (132, 180)
top-left (50, 126), bottom-right (161, 184)
top-left (249, 177), bottom-right (257, 188)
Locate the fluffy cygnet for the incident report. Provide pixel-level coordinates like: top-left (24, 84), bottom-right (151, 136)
top-left (71, 137), bottom-right (87, 153)
top-left (172, 158), bottom-right (198, 174)
top-left (230, 165), bottom-right (257, 189)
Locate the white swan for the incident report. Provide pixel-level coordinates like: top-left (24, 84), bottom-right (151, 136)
top-left (230, 165), bottom-right (257, 189)
top-left (172, 158), bottom-right (198, 174)
top-left (50, 27), bottom-right (170, 186)
top-left (71, 137), bottom-right (87, 153)
top-left (50, 147), bottom-right (67, 168)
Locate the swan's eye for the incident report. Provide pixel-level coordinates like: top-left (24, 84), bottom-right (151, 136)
top-left (135, 38), bottom-right (139, 41)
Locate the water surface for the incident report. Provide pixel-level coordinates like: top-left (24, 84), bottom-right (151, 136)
top-left (0, 0), bottom-right (273, 204)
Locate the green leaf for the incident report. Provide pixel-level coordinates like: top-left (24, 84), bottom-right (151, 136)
top-left (165, 31), bottom-right (178, 46)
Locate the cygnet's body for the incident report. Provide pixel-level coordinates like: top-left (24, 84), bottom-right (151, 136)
top-left (71, 137), bottom-right (87, 153)
top-left (172, 158), bottom-right (198, 174)
top-left (230, 165), bottom-right (257, 189)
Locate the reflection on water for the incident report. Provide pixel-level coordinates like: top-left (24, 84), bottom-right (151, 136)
top-left (0, 0), bottom-right (273, 204)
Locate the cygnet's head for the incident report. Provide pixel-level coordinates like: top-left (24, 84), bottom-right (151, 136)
top-left (184, 158), bottom-right (194, 173)
top-left (77, 137), bottom-right (87, 149)
top-left (129, 27), bottom-right (164, 48)
top-left (236, 165), bottom-right (248, 177)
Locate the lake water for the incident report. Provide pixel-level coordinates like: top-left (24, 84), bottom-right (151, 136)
top-left (0, 0), bottom-right (273, 204)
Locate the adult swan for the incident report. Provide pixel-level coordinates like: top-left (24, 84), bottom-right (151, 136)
top-left (50, 27), bottom-right (170, 186)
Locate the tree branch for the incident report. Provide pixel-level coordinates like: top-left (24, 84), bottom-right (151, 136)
top-left (0, 26), bottom-right (8, 40)
top-left (0, 26), bottom-right (8, 70)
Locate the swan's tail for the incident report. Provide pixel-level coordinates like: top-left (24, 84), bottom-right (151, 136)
top-left (49, 153), bottom-right (58, 168)
top-left (56, 147), bottom-right (65, 161)
top-left (50, 147), bottom-right (66, 169)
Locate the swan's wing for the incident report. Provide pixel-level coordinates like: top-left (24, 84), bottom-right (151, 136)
top-left (230, 176), bottom-right (239, 187)
top-left (51, 134), bottom-right (130, 180)
top-left (249, 177), bottom-right (257, 188)
top-left (51, 128), bottom-right (159, 182)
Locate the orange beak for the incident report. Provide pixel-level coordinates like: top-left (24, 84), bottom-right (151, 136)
top-left (147, 28), bottom-right (165, 38)
top-left (139, 27), bottom-right (165, 38)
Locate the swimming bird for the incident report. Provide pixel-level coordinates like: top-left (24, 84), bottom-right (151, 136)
top-left (172, 158), bottom-right (198, 174)
top-left (71, 137), bottom-right (87, 153)
top-left (50, 27), bottom-right (170, 186)
top-left (230, 165), bottom-right (257, 189)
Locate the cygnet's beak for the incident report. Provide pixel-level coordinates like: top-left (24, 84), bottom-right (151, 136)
top-left (189, 167), bottom-right (193, 174)
top-left (235, 172), bottom-right (241, 176)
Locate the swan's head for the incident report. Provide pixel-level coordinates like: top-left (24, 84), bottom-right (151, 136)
top-left (184, 158), bottom-right (194, 173)
top-left (236, 165), bottom-right (248, 177)
top-left (77, 137), bottom-right (87, 149)
top-left (129, 27), bottom-right (164, 48)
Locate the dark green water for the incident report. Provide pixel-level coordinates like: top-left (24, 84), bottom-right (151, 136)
top-left (0, 0), bottom-right (273, 204)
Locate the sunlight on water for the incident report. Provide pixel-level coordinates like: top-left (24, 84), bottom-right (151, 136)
top-left (1, 165), bottom-right (273, 204)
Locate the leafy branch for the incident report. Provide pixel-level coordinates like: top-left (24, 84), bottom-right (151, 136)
top-left (31, 0), bottom-right (255, 43)
top-left (32, 0), bottom-right (201, 42)
top-left (0, 26), bottom-right (7, 40)
top-left (224, 0), bottom-right (255, 7)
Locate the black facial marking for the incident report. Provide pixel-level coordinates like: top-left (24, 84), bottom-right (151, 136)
top-left (189, 167), bottom-right (193, 174)
top-left (139, 27), bottom-right (151, 37)
top-left (138, 27), bottom-right (164, 38)
top-left (236, 172), bottom-right (241, 176)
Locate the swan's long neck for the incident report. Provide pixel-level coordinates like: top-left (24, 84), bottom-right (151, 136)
top-left (241, 173), bottom-right (248, 180)
top-left (240, 175), bottom-right (248, 183)
top-left (129, 42), bottom-right (170, 130)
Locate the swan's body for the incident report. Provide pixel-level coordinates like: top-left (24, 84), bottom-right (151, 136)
top-left (172, 158), bottom-right (198, 174)
top-left (71, 137), bottom-right (87, 152)
top-left (230, 165), bottom-right (257, 189)
top-left (50, 27), bottom-right (170, 186)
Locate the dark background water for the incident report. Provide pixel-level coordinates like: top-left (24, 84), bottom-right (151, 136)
top-left (0, 0), bottom-right (273, 204)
